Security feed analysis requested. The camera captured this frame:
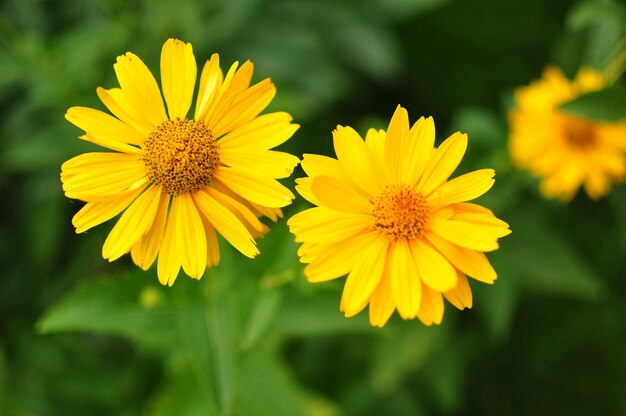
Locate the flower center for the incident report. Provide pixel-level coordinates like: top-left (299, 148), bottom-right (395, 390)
top-left (560, 115), bottom-right (596, 149)
top-left (371, 185), bottom-right (430, 241)
top-left (142, 118), bottom-right (220, 195)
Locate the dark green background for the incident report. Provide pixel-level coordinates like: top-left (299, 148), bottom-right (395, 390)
top-left (1, 0), bottom-right (626, 414)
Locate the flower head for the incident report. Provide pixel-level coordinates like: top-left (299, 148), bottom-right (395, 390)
top-left (61, 39), bottom-right (299, 286)
top-left (509, 66), bottom-right (626, 201)
top-left (288, 106), bottom-right (510, 327)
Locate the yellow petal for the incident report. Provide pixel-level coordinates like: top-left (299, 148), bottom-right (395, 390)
top-left (131, 192), bottom-right (170, 270)
top-left (364, 128), bottom-right (386, 173)
top-left (452, 203), bottom-right (511, 232)
top-left (402, 116), bottom-right (435, 185)
top-left (78, 133), bottom-right (141, 155)
top-left (214, 168), bottom-right (294, 208)
top-left (333, 125), bottom-right (383, 194)
top-left (65, 106), bottom-right (144, 146)
top-left (304, 231), bottom-right (379, 282)
top-left (214, 60), bottom-right (254, 102)
top-left (173, 193), bottom-right (207, 279)
top-left (247, 201), bottom-right (282, 222)
top-left (193, 188), bottom-right (259, 258)
top-left (340, 236), bottom-right (388, 317)
top-left (197, 60), bottom-right (237, 124)
top-left (410, 239), bottom-right (457, 292)
top-left (429, 217), bottom-right (500, 252)
top-left (72, 187), bottom-right (145, 233)
top-left (204, 220), bottom-right (221, 267)
top-left (209, 187), bottom-right (267, 235)
top-left (61, 153), bottom-right (148, 201)
top-left (425, 232), bottom-right (497, 284)
top-left (288, 207), bottom-right (370, 244)
top-left (418, 132), bottom-right (468, 196)
top-left (389, 239), bottom-right (422, 319)
top-left (384, 105), bottom-right (410, 182)
top-left (443, 271), bottom-right (473, 310)
top-left (195, 53), bottom-right (222, 120)
top-left (220, 148), bottom-right (300, 179)
top-left (298, 241), bottom-right (324, 263)
top-left (212, 79), bottom-right (276, 138)
top-left (430, 169), bottom-right (495, 206)
top-left (160, 39), bottom-right (197, 119)
top-left (368, 267), bottom-right (396, 328)
top-left (210, 178), bottom-right (281, 223)
top-left (310, 175), bottom-right (371, 214)
top-left (416, 284), bottom-right (444, 326)
top-left (97, 87), bottom-right (154, 137)
top-left (294, 177), bottom-right (318, 205)
top-left (218, 112), bottom-right (299, 150)
top-left (203, 61), bottom-right (254, 128)
top-left (113, 51), bottom-right (167, 127)
top-left (102, 185), bottom-right (162, 261)
top-left (157, 199), bottom-right (181, 286)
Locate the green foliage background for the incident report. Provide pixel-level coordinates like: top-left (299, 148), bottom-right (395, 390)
top-left (1, 0), bottom-right (626, 414)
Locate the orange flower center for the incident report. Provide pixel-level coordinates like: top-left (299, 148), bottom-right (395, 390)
top-left (371, 184), bottom-right (430, 241)
top-left (142, 118), bottom-right (220, 195)
top-left (560, 115), bottom-right (596, 149)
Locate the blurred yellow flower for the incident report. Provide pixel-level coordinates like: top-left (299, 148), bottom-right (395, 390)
top-left (62, 39), bottom-right (299, 286)
top-left (288, 106), bottom-right (510, 327)
top-left (509, 66), bottom-right (626, 201)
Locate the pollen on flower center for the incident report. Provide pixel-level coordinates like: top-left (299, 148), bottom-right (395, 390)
top-left (371, 184), bottom-right (430, 241)
top-left (142, 118), bottom-right (220, 195)
top-left (560, 115), bottom-right (596, 149)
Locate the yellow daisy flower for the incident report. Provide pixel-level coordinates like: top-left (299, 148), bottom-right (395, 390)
top-left (509, 66), bottom-right (626, 201)
top-left (61, 39), bottom-right (299, 286)
top-left (288, 106), bottom-right (510, 327)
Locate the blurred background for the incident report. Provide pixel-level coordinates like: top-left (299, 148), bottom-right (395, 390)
top-left (1, 0), bottom-right (626, 414)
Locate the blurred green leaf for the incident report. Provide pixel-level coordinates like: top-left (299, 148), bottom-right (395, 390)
top-left (36, 272), bottom-right (178, 348)
top-left (449, 106), bottom-right (505, 148)
top-left (421, 340), bottom-right (465, 413)
top-left (146, 357), bottom-right (218, 416)
top-left (178, 276), bottom-right (239, 416)
top-left (560, 86), bottom-right (626, 122)
top-left (566, 0), bottom-right (626, 68)
top-left (567, 0), bottom-right (626, 30)
top-left (329, 13), bottom-right (402, 81)
top-left (370, 327), bottom-right (440, 394)
top-left (272, 290), bottom-right (376, 336)
top-left (473, 256), bottom-right (518, 344)
top-left (505, 208), bottom-right (604, 300)
top-left (240, 289), bottom-right (284, 352)
top-left (367, 0), bottom-right (450, 20)
top-left (237, 347), bottom-right (305, 416)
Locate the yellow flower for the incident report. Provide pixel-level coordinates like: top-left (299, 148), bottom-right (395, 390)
top-left (288, 106), bottom-right (510, 327)
top-left (61, 39), bottom-right (299, 286)
top-left (509, 66), bottom-right (626, 201)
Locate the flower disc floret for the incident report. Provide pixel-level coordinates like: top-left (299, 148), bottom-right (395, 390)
top-left (372, 185), bottom-right (429, 241)
top-left (142, 118), bottom-right (219, 195)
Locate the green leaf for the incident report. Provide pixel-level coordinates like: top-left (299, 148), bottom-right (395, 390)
top-left (473, 256), bottom-right (518, 345)
top-left (503, 208), bottom-right (604, 300)
top-left (559, 86), bottom-right (626, 122)
top-left (177, 271), bottom-right (239, 416)
top-left (237, 347), bottom-right (305, 416)
top-left (240, 289), bottom-right (283, 352)
top-left (36, 271), bottom-right (178, 349)
top-left (368, 0), bottom-right (450, 20)
top-left (565, 0), bottom-right (626, 68)
top-left (272, 290), bottom-right (377, 337)
top-left (145, 358), bottom-right (219, 416)
top-left (370, 327), bottom-right (441, 394)
top-left (567, 0), bottom-right (626, 31)
top-left (449, 106), bottom-right (505, 148)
